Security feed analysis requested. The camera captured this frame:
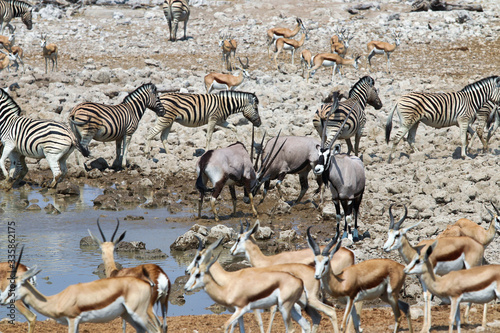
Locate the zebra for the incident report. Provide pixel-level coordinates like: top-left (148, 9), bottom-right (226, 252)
top-left (145, 90), bottom-right (262, 155)
top-left (386, 76), bottom-right (500, 162)
top-left (0, 90), bottom-right (89, 188)
top-left (163, 0), bottom-right (190, 42)
top-left (0, 0), bottom-right (33, 34)
top-left (68, 83), bottom-right (166, 169)
top-left (312, 76), bottom-right (383, 156)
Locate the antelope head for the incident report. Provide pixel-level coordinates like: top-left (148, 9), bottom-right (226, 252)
top-left (307, 226), bottom-right (341, 280)
top-left (383, 204), bottom-right (422, 252)
top-left (485, 202), bottom-right (500, 233)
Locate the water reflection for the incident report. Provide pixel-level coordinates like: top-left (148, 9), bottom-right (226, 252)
top-left (0, 185), bottom-right (218, 322)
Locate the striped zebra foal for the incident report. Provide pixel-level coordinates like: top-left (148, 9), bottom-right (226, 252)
top-left (163, 0), bottom-right (190, 42)
top-left (69, 83), bottom-right (165, 169)
top-left (0, 90), bottom-right (89, 188)
top-left (313, 76), bottom-right (383, 156)
top-left (386, 76), bottom-right (500, 162)
top-left (145, 90), bottom-right (262, 155)
top-left (0, 0), bottom-right (33, 34)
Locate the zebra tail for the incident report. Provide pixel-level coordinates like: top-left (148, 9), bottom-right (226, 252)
top-left (75, 140), bottom-right (90, 158)
top-left (385, 103), bottom-right (398, 144)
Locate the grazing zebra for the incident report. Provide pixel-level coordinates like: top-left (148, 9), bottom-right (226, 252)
top-left (0, 90), bottom-right (89, 188)
top-left (313, 76), bottom-right (383, 156)
top-left (386, 76), bottom-right (500, 162)
top-left (0, 0), bottom-right (33, 34)
top-left (163, 0), bottom-right (190, 42)
top-left (69, 83), bottom-right (165, 169)
top-left (145, 90), bottom-right (262, 155)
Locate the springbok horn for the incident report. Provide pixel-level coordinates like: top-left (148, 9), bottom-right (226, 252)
top-left (13, 245), bottom-right (24, 276)
top-left (97, 218), bottom-right (106, 242)
top-left (239, 220), bottom-right (244, 234)
top-left (306, 226), bottom-right (321, 255)
top-left (322, 233), bottom-right (338, 257)
top-left (394, 205), bottom-right (408, 230)
top-left (492, 202), bottom-right (499, 215)
top-left (194, 235), bottom-right (204, 252)
top-left (111, 218), bottom-right (120, 242)
top-left (388, 204), bottom-right (396, 230)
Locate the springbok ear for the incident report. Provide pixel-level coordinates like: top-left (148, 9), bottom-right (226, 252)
top-left (425, 241), bottom-right (438, 260)
top-left (88, 230), bottom-right (102, 246)
top-left (22, 266), bottom-right (41, 283)
top-left (250, 220), bottom-right (260, 236)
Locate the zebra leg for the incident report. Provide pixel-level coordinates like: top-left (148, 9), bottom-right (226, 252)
top-left (354, 130), bottom-right (363, 156)
top-left (11, 154), bottom-right (26, 185)
top-left (45, 153), bottom-right (63, 188)
top-left (205, 119), bottom-right (218, 151)
top-left (183, 16), bottom-right (189, 40)
top-left (459, 119), bottom-right (471, 158)
top-left (345, 138), bottom-right (355, 155)
top-left (406, 122), bottom-right (420, 153)
top-left (0, 144), bottom-right (15, 181)
top-left (112, 139), bottom-right (123, 169)
top-left (121, 134), bottom-right (132, 169)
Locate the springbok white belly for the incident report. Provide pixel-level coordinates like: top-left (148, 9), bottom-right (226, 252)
top-left (354, 277), bottom-right (389, 302)
top-left (77, 296), bottom-right (127, 323)
top-left (210, 81), bottom-right (230, 92)
top-left (322, 59), bottom-right (336, 67)
top-left (461, 281), bottom-right (498, 303)
top-left (373, 48), bottom-right (386, 55)
top-left (283, 43), bottom-right (294, 51)
top-left (434, 253), bottom-right (466, 275)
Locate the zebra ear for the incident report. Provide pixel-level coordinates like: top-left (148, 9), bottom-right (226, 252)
top-left (495, 77), bottom-right (500, 87)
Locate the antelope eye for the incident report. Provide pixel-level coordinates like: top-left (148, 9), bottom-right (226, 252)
top-left (195, 273), bottom-right (201, 278)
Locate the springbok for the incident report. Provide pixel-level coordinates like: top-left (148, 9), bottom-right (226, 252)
top-left (0, 247), bottom-right (161, 333)
top-left (204, 57), bottom-right (250, 94)
top-left (308, 228), bottom-right (413, 333)
top-left (0, 261), bottom-right (37, 333)
top-left (231, 220), bottom-right (357, 333)
top-left (185, 237), bottom-right (311, 333)
top-left (404, 241), bottom-right (500, 333)
top-left (88, 219), bottom-right (171, 333)
top-left (273, 32), bottom-right (307, 69)
top-left (307, 53), bottom-right (360, 82)
top-left (383, 204), bottom-right (486, 333)
top-left (267, 17), bottom-right (306, 58)
top-left (367, 31), bottom-right (401, 73)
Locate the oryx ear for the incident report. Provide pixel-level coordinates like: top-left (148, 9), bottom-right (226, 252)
top-left (333, 144), bottom-right (341, 155)
top-left (316, 144), bottom-right (321, 151)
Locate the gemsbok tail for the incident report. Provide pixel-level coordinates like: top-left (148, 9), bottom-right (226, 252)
top-left (385, 104), bottom-right (398, 144)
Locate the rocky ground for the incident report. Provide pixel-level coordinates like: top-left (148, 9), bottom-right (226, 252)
top-left (1, 0), bottom-right (500, 331)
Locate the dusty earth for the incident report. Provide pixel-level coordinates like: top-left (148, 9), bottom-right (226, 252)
top-left (1, 0), bottom-right (500, 331)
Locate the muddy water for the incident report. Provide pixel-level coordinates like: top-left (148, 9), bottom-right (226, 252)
top-left (0, 185), bottom-right (218, 322)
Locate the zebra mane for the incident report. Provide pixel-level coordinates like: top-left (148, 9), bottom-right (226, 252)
top-left (460, 76), bottom-right (499, 92)
top-left (8, 0), bottom-right (32, 9)
top-left (0, 89), bottom-right (22, 116)
top-left (216, 90), bottom-right (256, 100)
top-left (348, 76), bottom-right (375, 98)
top-left (123, 83), bottom-right (156, 104)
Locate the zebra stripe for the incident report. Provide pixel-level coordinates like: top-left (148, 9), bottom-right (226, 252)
top-left (386, 76), bottom-right (500, 161)
top-left (145, 90), bottom-right (262, 154)
top-left (470, 88), bottom-right (500, 151)
top-left (69, 83), bottom-right (165, 169)
top-left (0, 90), bottom-right (88, 188)
top-left (163, 0), bottom-right (190, 41)
top-left (313, 76), bottom-right (382, 156)
top-left (0, 0), bottom-right (32, 33)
